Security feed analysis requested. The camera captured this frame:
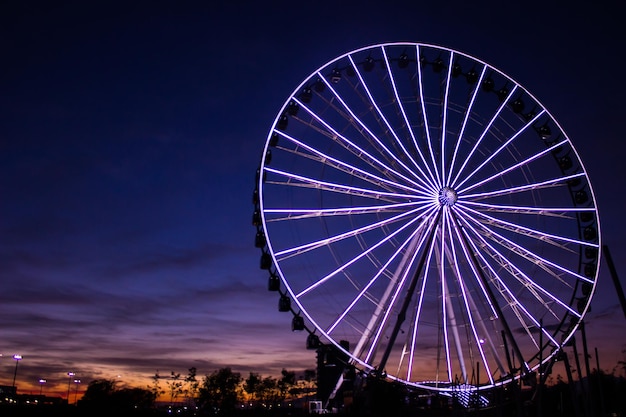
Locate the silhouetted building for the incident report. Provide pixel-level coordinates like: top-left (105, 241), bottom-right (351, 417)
top-left (316, 340), bottom-right (351, 408)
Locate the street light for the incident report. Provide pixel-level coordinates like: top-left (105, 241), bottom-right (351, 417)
top-left (12, 354), bottom-right (22, 388)
top-left (73, 379), bottom-right (81, 405)
top-left (67, 372), bottom-right (75, 402)
top-left (39, 379), bottom-right (46, 396)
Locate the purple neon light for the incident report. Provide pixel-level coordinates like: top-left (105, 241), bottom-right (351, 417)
top-left (415, 44), bottom-right (442, 187)
top-left (264, 200), bottom-right (432, 222)
top-left (447, 65), bottom-right (487, 187)
top-left (273, 129), bottom-right (432, 196)
top-left (407, 229), bottom-right (439, 380)
top-left (457, 202), bottom-right (599, 250)
top-left (364, 211), bottom-right (442, 363)
top-left (457, 223), bottom-right (553, 349)
top-left (325, 212), bottom-right (433, 335)
top-left (295, 205), bottom-right (438, 298)
top-left (444, 210), bottom-right (494, 384)
top-left (461, 172), bottom-right (587, 200)
top-left (440, 208), bottom-right (453, 383)
top-left (460, 200), bottom-right (597, 214)
top-left (450, 85), bottom-right (519, 189)
top-left (276, 201), bottom-right (434, 262)
top-left (440, 52), bottom-right (454, 186)
top-left (378, 47), bottom-right (440, 189)
top-left (313, 68), bottom-right (437, 193)
top-left (341, 50), bottom-right (438, 191)
top-left (459, 205), bottom-right (594, 286)
top-left (455, 209), bottom-right (583, 318)
top-left (264, 167), bottom-right (420, 202)
top-left (458, 139), bottom-right (569, 195)
top-left (456, 217), bottom-right (561, 347)
top-left (448, 214), bottom-right (499, 319)
top-left (291, 97), bottom-right (429, 192)
top-left (453, 209), bottom-right (549, 354)
top-left (453, 109), bottom-right (546, 191)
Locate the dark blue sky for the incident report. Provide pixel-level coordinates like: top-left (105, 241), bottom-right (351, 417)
top-left (1, 0), bottom-right (624, 396)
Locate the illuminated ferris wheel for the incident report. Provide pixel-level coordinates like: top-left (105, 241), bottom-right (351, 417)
top-left (252, 42), bottom-right (600, 393)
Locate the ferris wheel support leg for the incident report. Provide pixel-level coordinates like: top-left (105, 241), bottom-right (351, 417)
top-left (501, 331), bottom-right (514, 376)
top-left (602, 245), bottom-right (626, 320)
top-left (451, 212), bottom-right (531, 377)
top-left (376, 208), bottom-right (443, 374)
top-left (562, 351), bottom-right (582, 417)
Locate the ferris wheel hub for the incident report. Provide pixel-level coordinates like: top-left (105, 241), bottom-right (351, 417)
top-left (438, 187), bottom-right (458, 206)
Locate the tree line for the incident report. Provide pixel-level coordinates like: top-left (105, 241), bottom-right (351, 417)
top-left (78, 367), bottom-right (316, 415)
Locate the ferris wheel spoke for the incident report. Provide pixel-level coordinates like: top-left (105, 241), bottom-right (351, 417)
top-left (458, 224), bottom-right (561, 347)
top-left (273, 130), bottom-right (432, 195)
top-left (448, 65), bottom-right (487, 187)
top-left (455, 209), bottom-right (583, 319)
top-left (277, 203), bottom-right (434, 262)
top-left (459, 206), bottom-right (594, 286)
top-left (462, 172), bottom-right (587, 200)
top-left (406, 231), bottom-right (439, 380)
top-left (448, 213), bottom-right (499, 320)
top-left (454, 110), bottom-right (546, 191)
top-left (373, 209), bottom-right (443, 370)
top-left (292, 98), bottom-right (430, 191)
top-left (440, 52), bottom-right (455, 186)
top-left (264, 167), bottom-right (422, 203)
top-left (294, 206), bottom-right (438, 298)
top-left (341, 53), bottom-right (439, 191)
top-left (265, 201), bottom-right (432, 222)
top-left (459, 200), bottom-right (595, 217)
top-left (314, 69), bottom-right (437, 193)
top-left (379, 46), bottom-right (440, 189)
top-left (467, 240), bottom-right (551, 349)
top-left (462, 246), bottom-right (555, 354)
top-left (457, 208), bottom-right (572, 294)
top-left (454, 217), bottom-right (561, 369)
top-left (458, 139), bottom-right (568, 195)
top-left (416, 44), bottom-right (442, 187)
top-left (351, 211), bottom-right (438, 364)
top-left (457, 202), bottom-right (598, 251)
top-left (443, 210), bottom-right (493, 384)
top-left (437, 210), bottom-right (454, 382)
top-left (439, 211), bottom-right (471, 383)
top-left (450, 85), bottom-right (519, 189)
top-left (326, 208), bottom-right (442, 354)
top-left (325, 224), bottom-right (426, 336)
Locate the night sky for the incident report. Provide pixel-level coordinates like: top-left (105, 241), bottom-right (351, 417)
top-left (1, 1), bottom-right (625, 398)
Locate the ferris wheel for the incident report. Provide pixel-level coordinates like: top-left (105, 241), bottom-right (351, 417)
top-left (252, 42), bottom-right (600, 392)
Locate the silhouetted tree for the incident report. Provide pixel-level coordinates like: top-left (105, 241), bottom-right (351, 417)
top-left (278, 368), bottom-right (296, 401)
top-left (80, 378), bottom-right (155, 411)
top-left (112, 387), bottom-right (156, 410)
top-left (185, 366), bottom-right (199, 405)
top-left (198, 367), bottom-right (242, 415)
top-left (150, 370), bottom-right (165, 401)
top-left (257, 375), bottom-right (279, 406)
top-left (244, 371), bottom-right (261, 403)
top-left (167, 371), bottom-right (184, 404)
top-left (81, 379), bottom-right (117, 406)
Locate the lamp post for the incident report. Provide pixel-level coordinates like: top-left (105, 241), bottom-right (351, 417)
top-left (12, 354), bottom-right (22, 388)
top-left (73, 379), bottom-right (81, 405)
top-left (67, 372), bottom-right (75, 402)
top-left (39, 379), bottom-right (46, 396)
